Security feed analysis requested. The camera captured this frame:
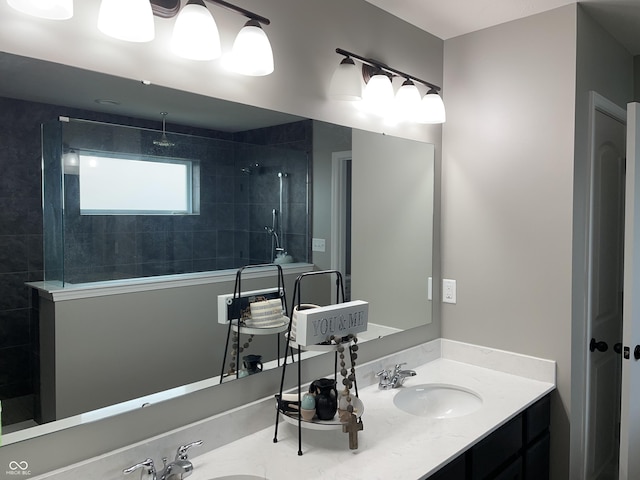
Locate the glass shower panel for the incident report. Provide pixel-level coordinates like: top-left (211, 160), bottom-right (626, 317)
top-left (41, 117), bottom-right (310, 285)
top-left (42, 120), bottom-right (64, 284)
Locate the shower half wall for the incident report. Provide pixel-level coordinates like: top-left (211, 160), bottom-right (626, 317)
top-left (42, 118), bottom-right (310, 285)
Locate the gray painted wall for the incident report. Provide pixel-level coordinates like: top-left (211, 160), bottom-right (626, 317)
top-left (40, 271), bottom-right (308, 420)
top-left (442, 7), bottom-right (577, 479)
top-left (442, 5), bottom-right (634, 479)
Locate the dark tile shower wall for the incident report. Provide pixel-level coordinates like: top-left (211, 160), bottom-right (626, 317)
top-left (0, 95), bottom-right (311, 425)
top-left (61, 126), bottom-right (238, 282)
top-left (233, 121), bottom-right (312, 265)
top-left (60, 119), bottom-right (311, 283)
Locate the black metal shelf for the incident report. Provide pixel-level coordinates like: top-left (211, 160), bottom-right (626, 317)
top-left (273, 269), bottom-right (361, 455)
top-left (219, 263), bottom-right (289, 383)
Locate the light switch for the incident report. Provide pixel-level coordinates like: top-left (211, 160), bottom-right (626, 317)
top-left (312, 238), bottom-right (326, 252)
top-left (428, 277), bottom-right (433, 301)
top-left (443, 279), bottom-right (457, 304)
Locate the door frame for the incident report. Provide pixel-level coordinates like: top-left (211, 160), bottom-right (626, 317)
top-left (330, 150), bottom-right (351, 304)
top-left (574, 91), bottom-right (627, 478)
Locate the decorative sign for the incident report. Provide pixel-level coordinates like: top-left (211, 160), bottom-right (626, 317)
top-left (295, 300), bottom-right (369, 346)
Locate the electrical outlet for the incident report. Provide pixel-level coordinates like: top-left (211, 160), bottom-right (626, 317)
top-left (443, 279), bottom-right (457, 304)
top-left (312, 238), bottom-right (326, 252)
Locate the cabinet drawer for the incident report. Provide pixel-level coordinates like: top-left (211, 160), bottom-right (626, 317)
top-left (492, 457), bottom-right (523, 480)
top-left (524, 432), bottom-right (550, 480)
top-left (471, 415), bottom-right (523, 479)
top-left (427, 454), bottom-right (466, 480)
top-left (525, 395), bottom-right (550, 443)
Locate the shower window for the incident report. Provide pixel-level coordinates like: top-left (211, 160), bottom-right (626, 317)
top-left (78, 153), bottom-right (198, 215)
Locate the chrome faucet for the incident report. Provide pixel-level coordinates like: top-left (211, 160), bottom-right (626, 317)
top-left (124, 441), bottom-right (203, 480)
top-left (376, 363), bottom-right (416, 389)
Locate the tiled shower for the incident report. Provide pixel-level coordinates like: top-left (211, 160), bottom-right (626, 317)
top-left (0, 95), bottom-right (311, 427)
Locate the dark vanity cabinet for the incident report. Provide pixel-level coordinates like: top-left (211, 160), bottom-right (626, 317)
top-left (427, 394), bottom-right (551, 480)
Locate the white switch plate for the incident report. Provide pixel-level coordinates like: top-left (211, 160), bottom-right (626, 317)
top-left (312, 238), bottom-right (326, 252)
top-left (428, 277), bottom-right (433, 301)
top-left (443, 279), bottom-right (457, 304)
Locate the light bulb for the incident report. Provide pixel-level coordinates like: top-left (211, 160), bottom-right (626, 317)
top-left (419, 89), bottom-right (446, 124)
top-left (226, 20), bottom-right (274, 76)
top-left (171, 0), bottom-right (221, 61)
top-left (98, 0), bottom-right (155, 43)
top-left (394, 80), bottom-right (422, 122)
top-left (362, 73), bottom-right (394, 117)
top-left (329, 57), bottom-right (362, 101)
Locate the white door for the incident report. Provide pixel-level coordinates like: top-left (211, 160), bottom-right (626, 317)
top-left (619, 102), bottom-right (640, 479)
top-left (586, 104), bottom-right (626, 480)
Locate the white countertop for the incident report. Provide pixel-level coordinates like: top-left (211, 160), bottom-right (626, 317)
top-left (29, 339), bottom-right (555, 480)
top-left (190, 352), bottom-right (555, 480)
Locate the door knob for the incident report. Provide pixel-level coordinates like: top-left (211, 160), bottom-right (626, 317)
top-left (590, 338), bottom-right (609, 353)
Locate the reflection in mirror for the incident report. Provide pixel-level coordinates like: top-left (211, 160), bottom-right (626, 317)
top-left (43, 117), bottom-right (310, 285)
top-left (0, 52), bottom-right (434, 448)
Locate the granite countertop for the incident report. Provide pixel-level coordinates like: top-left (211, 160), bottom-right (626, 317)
top-left (190, 345), bottom-right (556, 480)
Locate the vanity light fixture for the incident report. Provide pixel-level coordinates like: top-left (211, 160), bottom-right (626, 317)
top-left (98, 0), bottom-right (155, 43)
top-left (7, 0), bottom-right (73, 20)
top-left (330, 48), bottom-right (446, 124)
top-left (169, 0), bottom-right (273, 75)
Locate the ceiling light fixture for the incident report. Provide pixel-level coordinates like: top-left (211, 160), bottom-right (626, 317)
top-left (330, 47), bottom-right (446, 124)
top-left (7, 0), bottom-right (73, 20)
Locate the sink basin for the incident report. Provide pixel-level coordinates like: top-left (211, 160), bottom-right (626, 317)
top-left (393, 383), bottom-right (482, 419)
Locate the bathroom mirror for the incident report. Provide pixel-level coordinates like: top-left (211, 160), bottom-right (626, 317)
top-left (0, 52), bottom-right (434, 444)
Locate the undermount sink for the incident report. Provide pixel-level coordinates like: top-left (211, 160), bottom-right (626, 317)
top-left (393, 383), bottom-right (483, 419)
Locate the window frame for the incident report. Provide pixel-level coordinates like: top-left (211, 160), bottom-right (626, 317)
top-left (76, 150), bottom-right (200, 216)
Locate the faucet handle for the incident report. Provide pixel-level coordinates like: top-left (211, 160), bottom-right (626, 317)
top-left (376, 369), bottom-right (390, 378)
top-left (394, 362), bottom-right (407, 372)
top-left (124, 458), bottom-right (156, 479)
top-left (176, 440), bottom-right (203, 460)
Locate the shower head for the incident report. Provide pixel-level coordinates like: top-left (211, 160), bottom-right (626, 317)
top-left (153, 112), bottom-right (175, 147)
top-left (240, 163), bottom-right (260, 175)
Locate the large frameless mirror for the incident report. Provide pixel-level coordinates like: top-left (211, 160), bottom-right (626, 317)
top-left (0, 52), bottom-right (434, 447)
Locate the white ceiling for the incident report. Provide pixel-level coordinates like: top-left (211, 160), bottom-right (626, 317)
top-left (365, 0), bottom-right (640, 55)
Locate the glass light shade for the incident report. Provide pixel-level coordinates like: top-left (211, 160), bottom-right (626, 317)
top-left (98, 0), bottom-right (155, 43)
top-left (227, 20), bottom-right (274, 76)
top-left (63, 149), bottom-right (79, 174)
top-left (419, 90), bottom-right (446, 124)
top-left (171, 0), bottom-right (221, 61)
top-left (362, 73), bottom-right (394, 116)
top-left (329, 58), bottom-right (362, 101)
top-left (395, 80), bottom-right (422, 121)
top-left (7, 0), bottom-right (73, 19)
